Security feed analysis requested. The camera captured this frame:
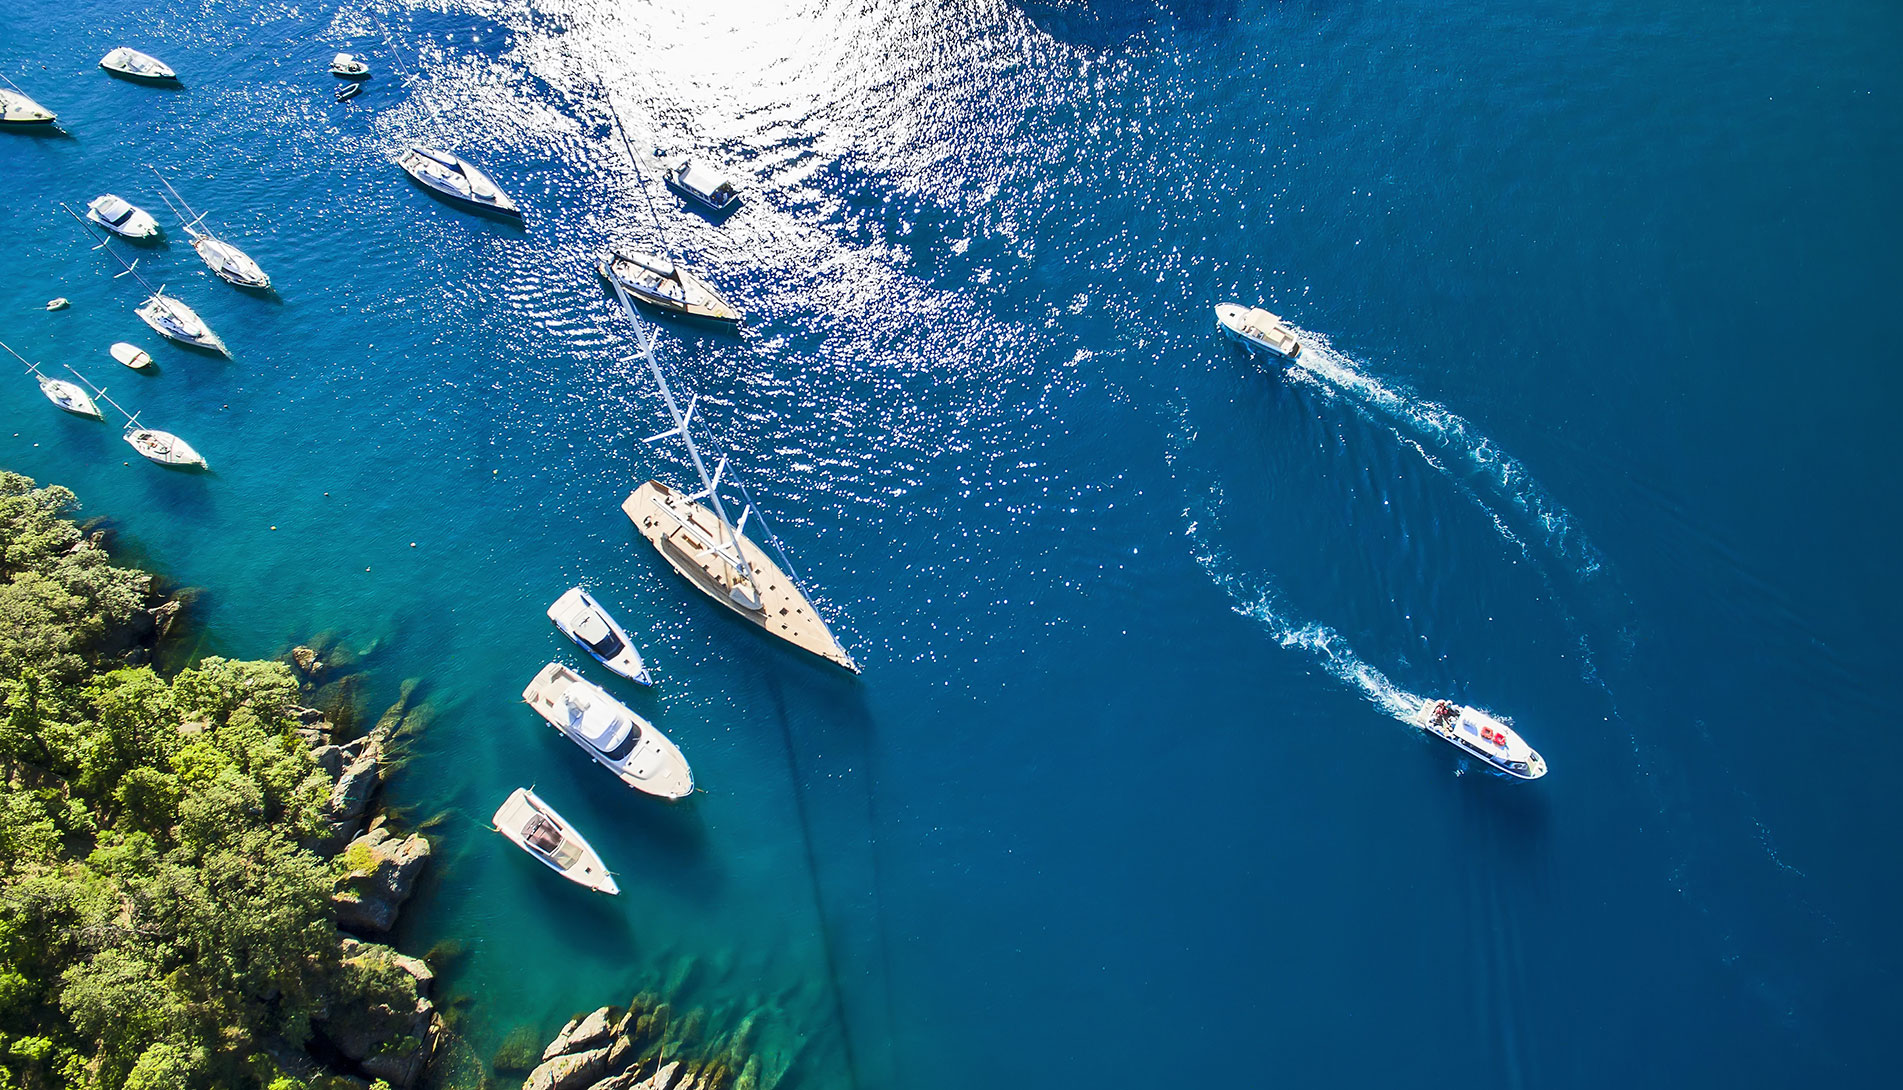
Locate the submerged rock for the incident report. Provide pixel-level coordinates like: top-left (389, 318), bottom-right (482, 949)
top-left (333, 822), bottom-right (431, 933)
top-left (294, 644), bottom-right (326, 677)
top-left (544, 1006), bottom-right (619, 1061)
top-left (522, 1043), bottom-right (612, 1090)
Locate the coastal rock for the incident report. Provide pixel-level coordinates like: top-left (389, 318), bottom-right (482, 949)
top-left (313, 733), bottom-right (383, 854)
top-left (333, 823), bottom-right (431, 933)
top-left (522, 1044), bottom-right (612, 1090)
top-left (293, 645), bottom-right (326, 677)
top-left (316, 940), bottom-right (438, 1090)
top-left (544, 1006), bottom-right (618, 1061)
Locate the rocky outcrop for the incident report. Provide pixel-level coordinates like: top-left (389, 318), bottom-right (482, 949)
top-left (519, 995), bottom-right (757, 1090)
top-left (315, 938), bottom-right (440, 1090)
top-left (544, 1007), bottom-right (619, 1061)
top-left (293, 645), bottom-right (326, 678)
top-left (312, 732), bottom-right (383, 855)
top-left (333, 821), bottom-right (431, 933)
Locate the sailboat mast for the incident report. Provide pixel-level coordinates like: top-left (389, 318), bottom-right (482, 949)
top-left (600, 87), bottom-right (672, 261)
top-left (145, 165), bottom-right (207, 237)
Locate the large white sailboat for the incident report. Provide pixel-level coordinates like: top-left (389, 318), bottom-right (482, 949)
top-left (378, 18), bottom-right (521, 220)
top-left (149, 166), bottom-right (273, 290)
top-left (609, 281), bottom-right (858, 673)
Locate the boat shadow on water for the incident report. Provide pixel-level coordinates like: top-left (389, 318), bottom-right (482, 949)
top-left (2, 124), bottom-right (75, 141)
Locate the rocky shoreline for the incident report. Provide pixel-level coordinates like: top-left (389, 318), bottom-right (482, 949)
top-left (512, 994), bottom-right (769, 1090)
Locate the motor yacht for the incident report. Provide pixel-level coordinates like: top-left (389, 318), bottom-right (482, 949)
top-left (522, 662), bottom-right (692, 799)
top-left (548, 586), bottom-right (652, 685)
top-left (1214, 302), bottom-right (1303, 360)
top-left (86, 194), bottom-right (161, 240)
top-left (330, 53), bottom-right (371, 78)
top-left (663, 159), bottom-right (739, 214)
top-left (1415, 700), bottom-right (1548, 780)
top-left (492, 788), bottom-right (618, 895)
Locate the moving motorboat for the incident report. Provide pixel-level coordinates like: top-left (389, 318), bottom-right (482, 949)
top-left (548, 586), bottom-right (653, 685)
top-left (1415, 699), bottom-right (1548, 780)
top-left (46, 298), bottom-right (70, 311)
top-left (521, 662), bottom-right (693, 799)
top-left (597, 250), bottom-right (741, 326)
top-left (663, 159), bottom-right (739, 214)
top-left (394, 145), bottom-right (521, 217)
top-left (99, 47), bottom-right (178, 83)
top-left (0, 86), bottom-right (55, 125)
top-left (492, 788), bottom-right (619, 895)
top-left (111, 343), bottom-right (154, 370)
top-left (86, 194), bottom-right (161, 240)
top-left (330, 53), bottom-right (371, 78)
top-left (1214, 302), bottom-right (1303, 360)
top-left (123, 424), bottom-right (206, 469)
top-left (136, 292), bottom-right (227, 354)
top-left (149, 167), bottom-right (271, 290)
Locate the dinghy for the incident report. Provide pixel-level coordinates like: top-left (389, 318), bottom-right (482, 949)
top-left (663, 158), bottom-right (739, 214)
top-left (99, 47), bottom-right (178, 83)
top-left (548, 586), bottom-right (653, 685)
top-left (86, 194), bottom-right (161, 240)
top-left (0, 86), bottom-right (55, 125)
top-left (522, 662), bottom-right (693, 799)
top-left (394, 145), bottom-right (520, 217)
top-left (46, 298), bottom-right (70, 311)
top-left (110, 343), bottom-right (154, 370)
top-left (336, 82), bottom-right (362, 102)
top-left (492, 788), bottom-right (619, 895)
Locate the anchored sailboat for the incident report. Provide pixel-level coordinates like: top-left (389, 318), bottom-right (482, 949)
top-left (4, 340), bottom-right (102, 419)
top-left (63, 203), bottom-right (229, 355)
top-left (378, 19), bottom-right (521, 219)
top-left (610, 283), bottom-right (857, 672)
top-left (148, 166), bottom-right (272, 290)
top-left (66, 371), bottom-right (207, 469)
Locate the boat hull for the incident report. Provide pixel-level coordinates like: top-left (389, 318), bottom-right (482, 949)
top-left (99, 49), bottom-right (178, 83)
top-left (0, 90), bottom-right (56, 125)
top-left (622, 480), bottom-right (858, 673)
top-left (1214, 304), bottom-right (1302, 360)
top-left (193, 237), bottom-right (271, 290)
top-left (548, 586), bottom-right (653, 685)
top-left (1414, 701), bottom-right (1547, 780)
top-left (124, 429), bottom-right (206, 469)
top-left (136, 296), bottom-right (227, 355)
top-left (596, 253), bottom-right (742, 326)
top-left (521, 662), bottom-right (693, 798)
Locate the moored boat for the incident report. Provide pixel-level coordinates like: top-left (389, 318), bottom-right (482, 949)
top-left (330, 52), bottom-right (371, 78)
top-left (1214, 302), bottom-right (1303, 360)
top-left (663, 159), bottom-right (739, 214)
top-left (336, 82), bottom-right (362, 103)
top-left (110, 342), bottom-right (154, 370)
top-left (0, 87), bottom-right (56, 125)
top-left (86, 194), bottom-right (161, 240)
top-left (522, 662), bottom-right (693, 799)
top-left (492, 788), bottom-right (619, 895)
top-left (597, 250), bottom-right (741, 326)
top-left (123, 425), bottom-right (206, 469)
top-left (1415, 699), bottom-right (1548, 780)
top-left (549, 586), bottom-right (653, 685)
top-left (149, 166), bottom-right (272, 290)
top-left (394, 145), bottom-right (520, 217)
top-left (36, 374), bottom-right (101, 418)
top-left (99, 47), bottom-right (178, 83)
top-left (136, 292), bottom-right (227, 354)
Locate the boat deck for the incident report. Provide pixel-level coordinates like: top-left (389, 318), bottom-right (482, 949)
top-left (622, 480), bottom-right (857, 672)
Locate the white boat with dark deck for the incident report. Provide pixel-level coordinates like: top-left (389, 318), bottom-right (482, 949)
top-left (492, 788), bottom-right (618, 895)
top-left (330, 53), bottom-right (371, 78)
top-left (86, 195), bottom-right (160, 240)
top-left (522, 662), bottom-right (693, 799)
top-left (1214, 302), bottom-right (1303, 360)
top-left (150, 166), bottom-right (272, 290)
top-left (1415, 699), bottom-right (1548, 780)
top-left (99, 47), bottom-right (178, 83)
top-left (663, 159), bottom-right (739, 214)
top-left (394, 146), bottom-right (520, 217)
top-left (549, 586), bottom-right (653, 685)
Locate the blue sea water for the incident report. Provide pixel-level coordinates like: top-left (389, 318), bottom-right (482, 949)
top-left (5, 0), bottom-right (1902, 1086)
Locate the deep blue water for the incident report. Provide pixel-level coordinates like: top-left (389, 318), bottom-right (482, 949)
top-left (5, 0), bottom-right (1901, 1087)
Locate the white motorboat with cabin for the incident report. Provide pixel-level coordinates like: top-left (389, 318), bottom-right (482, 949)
top-left (1415, 699), bottom-right (1548, 780)
top-left (86, 195), bottom-right (161, 240)
top-left (492, 788), bottom-right (618, 895)
top-left (663, 159), bottom-right (739, 214)
top-left (394, 146), bottom-right (521, 217)
top-left (522, 662), bottom-right (693, 799)
top-left (597, 250), bottom-right (741, 326)
top-left (549, 586), bottom-right (652, 685)
top-left (608, 281), bottom-right (859, 673)
top-left (1214, 302), bottom-right (1304, 360)
top-left (0, 84), bottom-right (56, 125)
top-left (330, 53), bottom-right (371, 78)
top-left (99, 47), bottom-right (178, 83)
top-left (111, 343), bottom-right (154, 370)
top-left (150, 167), bottom-right (272, 290)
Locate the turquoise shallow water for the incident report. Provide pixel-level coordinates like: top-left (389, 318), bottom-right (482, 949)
top-left (5, 0), bottom-right (1903, 1086)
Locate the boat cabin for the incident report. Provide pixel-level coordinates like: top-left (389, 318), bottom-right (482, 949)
top-left (562, 688), bottom-right (641, 760)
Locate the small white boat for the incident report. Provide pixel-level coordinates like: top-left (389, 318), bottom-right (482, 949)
top-left (124, 425), bottom-right (206, 469)
top-left (86, 195), bottom-right (161, 240)
top-left (492, 788), bottom-right (619, 895)
top-left (597, 250), bottom-right (741, 326)
top-left (522, 662), bottom-right (692, 799)
top-left (190, 236), bottom-right (269, 289)
top-left (136, 292), bottom-right (226, 354)
top-left (394, 146), bottom-right (521, 217)
top-left (663, 159), bottom-right (739, 214)
top-left (548, 586), bottom-right (652, 685)
top-left (330, 53), bottom-right (371, 78)
top-left (99, 47), bottom-right (178, 83)
top-left (1415, 700), bottom-right (1548, 780)
top-left (0, 87), bottom-right (56, 125)
top-left (1214, 302), bottom-right (1304, 360)
top-left (37, 374), bottom-right (101, 418)
top-left (46, 298), bottom-right (70, 311)
top-left (110, 342), bottom-right (154, 370)
top-left (336, 82), bottom-right (362, 103)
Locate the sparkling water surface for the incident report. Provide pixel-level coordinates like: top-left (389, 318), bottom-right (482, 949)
top-left (4, 1), bottom-right (1900, 1087)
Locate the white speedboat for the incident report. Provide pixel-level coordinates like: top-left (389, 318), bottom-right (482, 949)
top-left (99, 47), bottom-right (178, 83)
top-left (522, 662), bottom-right (693, 799)
top-left (124, 425), bottom-right (205, 468)
top-left (492, 788), bottom-right (619, 895)
top-left (1214, 302), bottom-right (1303, 360)
top-left (394, 146), bottom-right (521, 217)
top-left (1415, 700), bottom-right (1548, 780)
top-left (136, 292), bottom-right (226, 354)
top-left (548, 586), bottom-right (653, 685)
top-left (111, 343), bottom-right (154, 370)
top-left (0, 87), bottom-right (56, 125)
top-left (663, 159), bottom-right (739, 214)
top-left (597, 250), bottom-right (741, 326)
top-left (86, 195), bottom-right (161, 240)
top-left (330, 53), bottom-right (370, 78)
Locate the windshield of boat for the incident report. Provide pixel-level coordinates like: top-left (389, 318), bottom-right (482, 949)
top-left (523, 815), bottom-right (564, 855)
